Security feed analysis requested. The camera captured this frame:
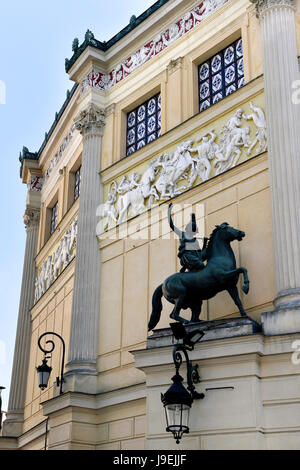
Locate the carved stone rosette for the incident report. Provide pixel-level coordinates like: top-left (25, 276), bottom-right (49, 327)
top-left (23, 208), bottom-right (40, 231)
top-left (250, 0), bottom-right (295, 16)
top-left (74, 104), bottom-right (105, 139)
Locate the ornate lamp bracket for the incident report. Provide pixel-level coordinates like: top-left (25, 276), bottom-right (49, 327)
top-left (171, 323), bottom-right (205, 401)
top-left (173, 344), bottom-right (204, 400)
top-left (37, 332), bottom-right (66, 395)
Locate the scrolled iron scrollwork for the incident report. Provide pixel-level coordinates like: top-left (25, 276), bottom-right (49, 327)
top-left (37, 332), bottom-right (66, 395)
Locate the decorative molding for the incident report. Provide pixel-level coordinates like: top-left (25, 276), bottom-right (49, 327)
top-left (250, 0), bottom-right (296, 16)
top-left (27, 176), bottom-right (44, 192)
top-left (105, 103), bottom-right (116, 117)
top-left (79, 0), bottom-right (228, 95)
top-left (167, 57), bottom-right (184, 75)
top-left (34, 216), bottom-right (78, 302)
top-left (98, 102), bottom-right (267, 230)
top-left (44, 125), bottom-right (76, 184)
top-left (74, 104), bottom-right (106, 138)
top-left (64, 0), bottom-right (171, 73)
top-left (23, 208), bottom-right (40, 231)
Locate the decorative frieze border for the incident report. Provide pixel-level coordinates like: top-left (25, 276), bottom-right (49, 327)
top-left (80, 0), bottom-right (228, 95)
top-left (34, 216), bottom-right (78, 302)
top-left (98, 98), bottom-right (267, 231)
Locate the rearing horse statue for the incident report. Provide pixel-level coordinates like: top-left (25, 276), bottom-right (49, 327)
top-left (148, 222), bottom-right (250, 331)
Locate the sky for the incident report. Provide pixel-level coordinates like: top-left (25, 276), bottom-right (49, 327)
top-left (0, 0), bottom-right (156, 413)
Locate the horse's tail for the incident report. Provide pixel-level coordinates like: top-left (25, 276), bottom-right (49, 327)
top-left (148, 284), bottom-right (163, 331)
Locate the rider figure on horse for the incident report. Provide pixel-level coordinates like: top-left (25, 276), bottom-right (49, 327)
top-left (168, 203), bottom-right (208, 273)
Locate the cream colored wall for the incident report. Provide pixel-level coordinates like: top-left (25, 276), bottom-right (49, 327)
top-left (134, 332), bottom-right (300, 450)
top-left (30, 398), bottom-right (147, 450)
top-left (96, 400), bottom-right (146, 451)
top-left (23, 268), bottom-right (74, 433)
top-left (98, 153), bottom-right (276, 395)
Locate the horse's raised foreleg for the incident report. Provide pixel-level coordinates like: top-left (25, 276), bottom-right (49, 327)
top-left (222, 267), bottom-right (249, 294)
top-left (227, 286), bottom-right (247, 317)
top-left (170, 296), bottom-right (189, 324)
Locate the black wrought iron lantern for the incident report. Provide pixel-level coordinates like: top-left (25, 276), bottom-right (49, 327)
top-left (36, 358), bottom-right (52, 390)
top-left (36, 332), bottom-right (65, 394)
top-left (161, 323), bottom-right (205, 444)
top-left (161, 373), bottom-right (193, 444)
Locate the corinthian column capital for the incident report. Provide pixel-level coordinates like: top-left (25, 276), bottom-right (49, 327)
top-left (74, 103), bottom-right (106, 139)
top-left (250, 0), bottom-right (295, 16)
top-left (23, 208), bottom-right (40, 231)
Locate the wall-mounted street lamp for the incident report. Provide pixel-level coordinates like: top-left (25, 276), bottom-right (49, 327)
top-left (36, 332), bottom-right (65, 395)
top-left (0, 386), bottom-right (5, 431)
top-left (161, 323), bottom-right (205, 444)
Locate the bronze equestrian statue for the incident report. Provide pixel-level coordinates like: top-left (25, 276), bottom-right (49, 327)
top-left (148, 204), bottom-right (250, 331)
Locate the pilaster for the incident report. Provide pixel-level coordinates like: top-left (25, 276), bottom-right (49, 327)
top-left (3, 206), bottom-right (40, 436)
top-left (250, 0), bottom-right (300, 334)
top-left (65, 104), bottom-right (105, 393)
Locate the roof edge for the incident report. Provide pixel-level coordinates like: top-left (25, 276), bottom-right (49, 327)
top-left (65, 0), bottom-right (170, 73)
top-left (19, 82), bottom-right (78, 178)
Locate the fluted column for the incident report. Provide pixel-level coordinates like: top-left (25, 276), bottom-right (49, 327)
top-left (65, 104), bottom-right (105, 390)
top-left (250, 0), bottom-right (300, 334)
top-left (3, 208), bottom-right (40, 436)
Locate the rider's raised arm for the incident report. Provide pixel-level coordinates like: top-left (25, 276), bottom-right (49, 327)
top-left (168, 204), bottom-right (183, 238)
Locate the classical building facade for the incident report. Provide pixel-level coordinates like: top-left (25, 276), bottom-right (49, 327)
top-left (1, 0), bottom-right (300, 450)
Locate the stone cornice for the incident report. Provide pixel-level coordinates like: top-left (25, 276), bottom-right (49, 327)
top-left (250, 0), bottom-right (296, 16)
top-left (74, 104), bottom-right (106, 138)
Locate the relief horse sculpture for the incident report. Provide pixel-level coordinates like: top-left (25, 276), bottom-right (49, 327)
top-left (117, 162), bottom-right (157, 223)
top-left (148, 220), bottom-right (250, 331)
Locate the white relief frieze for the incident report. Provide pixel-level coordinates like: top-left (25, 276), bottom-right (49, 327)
top-left (80, 0), bottom-right (228, 95)
top-left (44, 125), bottom-right (76, 183)
top-left (98, 103), bottom-right (267, 231)
top-left (34, 216), bottom-right (78, 302)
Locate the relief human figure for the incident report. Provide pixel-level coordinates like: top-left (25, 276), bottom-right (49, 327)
top-left (168, 203), bottom-right (208, 273)
top-left (68, 217), bottom-right (78, 253)
top-left (244, 101), bottom-right (267, 155)
top-left (214, 109), bottom-right (252, 175)
top-left (189, 130), bottom-right (219, 185)
top-left (44, 255), bottom-right (54, 288)
top-left (39, 262), bottom-right (47, 296)
top-left (96, 182), bottom-right (118, 231)
top-left (152, 152), bottom-right (179, 199)
top-left (152, 141), bottom-right (194, 201)
top-left (34, 277), bottom-right (40, 303)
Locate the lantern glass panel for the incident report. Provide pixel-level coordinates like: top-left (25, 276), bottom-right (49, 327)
top-left (165, 403), bottom-right (190, 433)
top-left (37, 370), bottom-right (50, 390)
